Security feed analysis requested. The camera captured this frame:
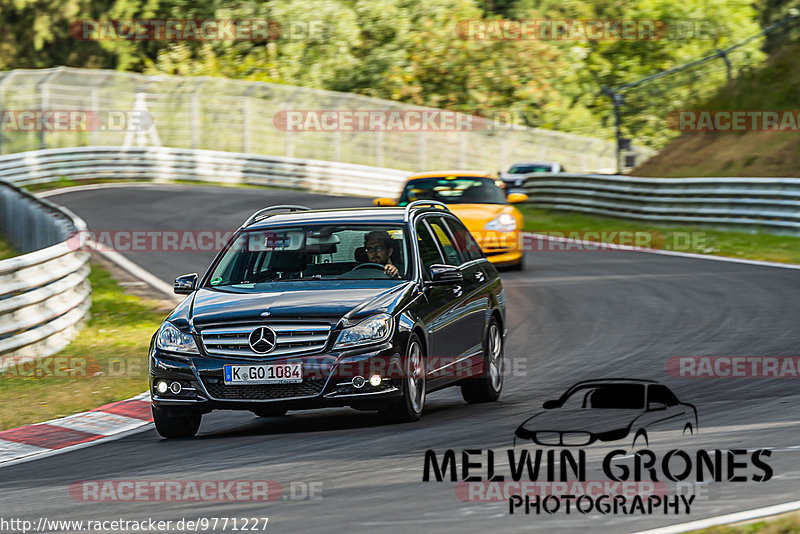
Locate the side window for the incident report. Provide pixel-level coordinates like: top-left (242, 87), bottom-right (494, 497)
top-left (427, 219), bottom-right (461, 266)
top-left (442, 217), bottom-right (484, 262)
top-left (415, 221), bottom-right (445, 280)
top-left (647, 385), bottom-right (678, 406)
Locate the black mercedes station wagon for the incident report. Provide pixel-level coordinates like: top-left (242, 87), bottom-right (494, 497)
top-left (149, 202), bottom-right (507, 438)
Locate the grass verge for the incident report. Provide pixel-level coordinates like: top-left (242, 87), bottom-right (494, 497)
top-left (0, 234), bottom-right (17, 260)
top-left (520, 207), bottom-right (800, 265)
top-left (0, 263), bottom-right (167, 430)
top-left (23, 177), bottom-right (150, 193)
top-left (692, 512), bottom-right (800, 533)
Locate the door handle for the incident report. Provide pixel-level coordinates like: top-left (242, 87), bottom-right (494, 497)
top-left (453, 285), bottom-right (462, 297)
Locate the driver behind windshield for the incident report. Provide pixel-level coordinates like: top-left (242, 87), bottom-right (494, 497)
top-left (364, 230), bottom-right (401, 279)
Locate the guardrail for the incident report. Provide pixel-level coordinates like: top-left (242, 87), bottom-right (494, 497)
top-left (4, 147), bottom-right (800, 234)
top-left (0, 181), bottom-right (90, 365)
top-left (1, 146), bottom-right (411, 198)
top-left (520, 173), bottom-right (800, 234)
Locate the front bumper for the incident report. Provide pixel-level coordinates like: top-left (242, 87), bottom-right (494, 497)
top-left (149, 343), bottom-right (405, 412)
top-left (476, 230), bottom-right (523, 266)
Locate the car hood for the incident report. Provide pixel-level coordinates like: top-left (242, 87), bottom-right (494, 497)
top-left (516, 408), bottom-right (639, 436)
top-left (168, 281), bottom-right (418, 331)
top-left (447, 204), bottom-right (518, 228)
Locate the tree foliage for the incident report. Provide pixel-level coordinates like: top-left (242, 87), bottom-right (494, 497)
top-left (0, 0), bottom-right (774, 147)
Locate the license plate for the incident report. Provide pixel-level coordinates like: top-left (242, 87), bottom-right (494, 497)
top-left (223, 363), bottom-right (303, 385)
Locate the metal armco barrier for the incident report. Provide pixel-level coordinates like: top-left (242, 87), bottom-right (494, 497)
top-left (522, 173), bottom-right (800, 234)
top-left (0, 181), bottom-right (90, 364)
top-left (0, 146), bottom-right (412, 198)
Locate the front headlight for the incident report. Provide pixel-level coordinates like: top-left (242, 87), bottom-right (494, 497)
top-left (484, 213), bottom-right (517, 232)
top-left (334, 314), bottom-right (393, 350)
top-left (156, 322), bottom-right (199, 354)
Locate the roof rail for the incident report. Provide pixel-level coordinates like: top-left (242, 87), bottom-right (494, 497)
top-left (403, 200), bottom-right (450, 221)
top-left (240, 205), bottom-right (312, 228)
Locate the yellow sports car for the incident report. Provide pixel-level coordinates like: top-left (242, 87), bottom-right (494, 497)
top-left (374, 171), bottom-right (528, 270)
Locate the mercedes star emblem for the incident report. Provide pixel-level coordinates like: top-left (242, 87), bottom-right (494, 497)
top-left (248, 326), bottom-right (277, 354)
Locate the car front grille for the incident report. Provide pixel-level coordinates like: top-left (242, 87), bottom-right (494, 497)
top-left (200, 322), bottom-right (332, 359)
top-left (561, 432), bottom-right (593, 446)
top-left (534, 431), bottom-right (593, 446)
top-left (202, 378), bottom-right (326, 400)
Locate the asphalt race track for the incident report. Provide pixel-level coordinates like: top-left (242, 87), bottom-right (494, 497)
top-left (2, 184), bottom-right (800, 533)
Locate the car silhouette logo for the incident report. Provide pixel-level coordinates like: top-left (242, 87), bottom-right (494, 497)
top-left (248, 326), bottom-right (277, 354)
top-left (514, 379), bottom-right (698, 448)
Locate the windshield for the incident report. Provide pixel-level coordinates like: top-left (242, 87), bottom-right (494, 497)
top-left (205, 225), bottom-right (411, 288)
top-left (559, 384), bottom-right (645, 410)
top-left (399, 176), bottom-right (507, 205)
top-left (508, 164), bottom-right (554, 174)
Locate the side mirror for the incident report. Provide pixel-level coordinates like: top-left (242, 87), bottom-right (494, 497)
top-left (542, 400), bottom-right (559, 409)
top-left (426, 264), bottom-right (463, 286)
top-left (174, 273), bottom-right (198, 295)
top-left (507, 193), bottom-right (529, 204)
top-left (373, 197), bottom-right (397, 207)
top-left (647, 401), bottom-right (667, 412)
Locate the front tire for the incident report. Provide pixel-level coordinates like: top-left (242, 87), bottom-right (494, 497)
top-left (632, 430), bottom-right (649, 448)
top-left (461, 318), bottom-right (504, 403)
top-left (152, 405), bottom-right (201, 438)
top-left (383, 334), bottom-right (426, 423)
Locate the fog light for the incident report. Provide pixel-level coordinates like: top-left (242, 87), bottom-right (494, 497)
top-left (369, 374), bottom-right (382, 387)
top-left (352, 376), bottom-right (365, 389)
top-left (156, 380), bottom-right (168, 394)
top-left (169, 381), bottom-right (182, 394)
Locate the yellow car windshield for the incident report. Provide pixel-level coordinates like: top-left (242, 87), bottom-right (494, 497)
top-left (399, 177), bottom-right (507, 205)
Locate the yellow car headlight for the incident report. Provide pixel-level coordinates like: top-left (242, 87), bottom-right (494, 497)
top-left (484, 213), bottom-right (517, 232)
